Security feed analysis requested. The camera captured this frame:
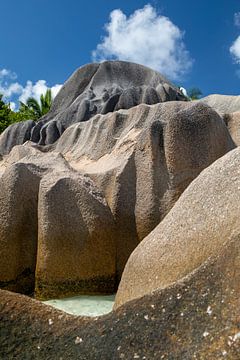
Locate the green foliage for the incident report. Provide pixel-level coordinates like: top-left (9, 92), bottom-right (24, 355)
top-left (20, 88), bottom-right (52, 120)
top-left (19, 101), bottom-right (36, 120)
top-left (9, 109), bottom-right (33, 123)
top-left (0, 94), bottom-right (34, 134)
top-left (0, 95), bottom-right (12, 134)
top-left (0, 89), bottom-right (52, 134)
top-left (188, 88), bottom-right (202, 100)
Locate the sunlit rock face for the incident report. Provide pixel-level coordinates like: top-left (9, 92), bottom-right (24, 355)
top-left (223, 111), bottom-right (240, 146)
top-left (200, 94), bottom-right (240, 115)
top-left (0, 61), bottom-right (239, 358)
top-left (0, 61), bottom-right (236, 300)
top-left (115, 147), bottom-right (240, 308)
top-left (0, 61), bottom-right (186, 156)
top-left (0, 242), bottom-right (239, 359)
top-left (0, 151), bottom-right (116, 299)
top-left (0, 100), bottom-right (235, 299)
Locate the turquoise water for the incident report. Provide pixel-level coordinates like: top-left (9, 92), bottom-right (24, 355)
top-left (44, 294), bottom-right (115, 317)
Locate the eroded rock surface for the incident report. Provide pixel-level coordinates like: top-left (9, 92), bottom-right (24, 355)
top-left (115, 146), bottom-right (240, 308)
top-left (223, 111), bottom-right (240, 146)
top-left (0, 101), bottom-right (235, 297)
top-left (0, 234), bottom-right (239, 360)
top-left (0, 120), bottom-right (35, 156)
top-left (0, 62), bottom-right (239, 358)
top-left (0, 151), bottom-right (116, 299)
top-left (0, 61), bottom-right (185, 156)
top-left (200, 94), bottom-right (240, 114)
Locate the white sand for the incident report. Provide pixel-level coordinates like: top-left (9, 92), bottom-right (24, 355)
top-left (43, 294), bottom-right (115, 317)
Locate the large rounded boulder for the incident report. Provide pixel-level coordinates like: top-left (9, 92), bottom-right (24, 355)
top-left (115, 146), bottom-right (240, 308)
top-left (200, 94), bottom-right (240, 114)
top-left (0, 100), bottom-right (236, 295)
top-left (36, 171), bottom-right (116, 299)
top-left (0, 231), bottom-right (239, 358)
top-left (0, 59), bottom-right (237, 298)
top-left (0, 150), bottom-right (116, 299)
top-left (55, 101), bottom-right (235, 277)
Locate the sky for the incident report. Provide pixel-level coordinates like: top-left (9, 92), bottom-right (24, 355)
top-left (0, 0), bottom-right (239, 109)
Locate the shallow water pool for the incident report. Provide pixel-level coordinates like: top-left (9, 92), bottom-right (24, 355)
top-left (43, 294), bottom-right (115, 317)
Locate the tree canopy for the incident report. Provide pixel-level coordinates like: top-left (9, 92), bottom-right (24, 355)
top-left (188, 88), bottom-right (202, 100)
top-left (0, 89), bottom-right (52, 134)
top-left (20, 89), bottom-right (52, 120)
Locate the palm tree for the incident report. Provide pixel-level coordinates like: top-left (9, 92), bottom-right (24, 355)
top-left (19, 89), bottom-right (52, 120)
top-left (187, 88), bottom-right (202, 100)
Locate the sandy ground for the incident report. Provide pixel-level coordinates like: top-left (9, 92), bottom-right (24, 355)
top-left (43, 294), bottom-right (115, 316)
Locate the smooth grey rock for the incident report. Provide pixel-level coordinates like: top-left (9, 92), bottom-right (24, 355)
top-left (0, 61), bottom-right (185, 156)
top-left (0, 120), bottom-right (35, 156)
top-left (200, 94), bottom-right (240, 114)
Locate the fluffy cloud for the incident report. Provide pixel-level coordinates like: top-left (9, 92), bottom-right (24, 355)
top-left (9, 102), bottom-right (16, 111)
top-left (0, 82), bottom-right (23, 98)
top-left (0, 68), bottom-right (62, 109)
top-left (0, 69), bottom-right (17, 79)
top-left (92, 4), bottom-right (192, 80)
top-left (19, 80), bottom-right (62, 103)
top-left (230, 36), bottom-right (240, 64)
top-left (0, 70), bottom-right (22, 100)
top-left (230, 13), bottom-right (240, 72)
top-left (234, 12), bottom-right (240, 27)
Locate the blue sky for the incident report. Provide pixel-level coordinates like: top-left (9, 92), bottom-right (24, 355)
top-left (0, 0), bottom-right (239, 109)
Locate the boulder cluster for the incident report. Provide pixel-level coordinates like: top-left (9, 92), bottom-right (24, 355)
top-left (0, 61), bottom-right (239, 358)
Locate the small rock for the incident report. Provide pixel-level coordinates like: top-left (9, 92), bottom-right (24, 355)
top-left (75, 336), bottom-right (83, 344)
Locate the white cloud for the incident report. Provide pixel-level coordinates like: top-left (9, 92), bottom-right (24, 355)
top-left (0, 69), bottom-right (10, 78)
top-left (19, 80), bottom-right (62, 103)
top-left (0, 69), bottom-right (17, 79)
top-left (230, 35), bottom-right (240, 64)
top-left (0, 81), bottom-right (23, 98)
top-left (0, 68), bottom-right (62, 108)
top-left (92, 4), bottom-right (192, 80)
top-left (234, 12), bottom-right (240, 27)
top-left (9, 102), bottom-right (16, 111)
top-left (230, 13), bottom-right (240, 72)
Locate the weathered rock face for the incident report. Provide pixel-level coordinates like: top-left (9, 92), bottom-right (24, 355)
top-left (115, 146), bottom-right (240, 309)
top-left (0, 161), bottom-right (39, 295)
top-left (0, 62), bottom-right (239, 357)
top-left (200, 94), bottom-right (240, 114)
top-left (0, 234), bottom-right (239, 359)
top-left (55, 101), bottom-right (235, 277)
top-left (36, 171), bottom-right (116, 299)
top-left (0, 101), bottom-right (235, 296)
top-left (223, 111), bottom-right (240, 146)
top-left (0, 150), bottom-right (116, 299)
top-left (0, 120), bottom-right (35, 156)
top-left (0, 61), bottom-right (185, 156)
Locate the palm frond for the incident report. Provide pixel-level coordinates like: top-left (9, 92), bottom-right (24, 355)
top-left (26, 97), bottom-right (42, 118)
